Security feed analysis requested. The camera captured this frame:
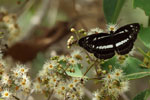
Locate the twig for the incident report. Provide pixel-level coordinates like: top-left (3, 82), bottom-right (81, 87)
top-left (25, 89), bottom-right (34, 100)
top-left (15, 0), bottom-right (35, 17)
top-left (137, 47), bottom-right (150, 59)
top-left (121, 93), bottom-right (130, 100)
top-left (12, 95), bottom-right (20, 100)
top-left (83, 87), bottom-right (93, 100)
top-left (83, 59), bottom-right (98, 77)
top-left (85, 51), bottom-right (94, 61)
top-left (22, 0), bottom-right (51, 40)
top-left (47, 90), bottom-right (54, 100)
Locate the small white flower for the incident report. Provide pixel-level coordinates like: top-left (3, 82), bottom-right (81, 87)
top-left (12, 68), bottom-right (20, 78)
top-left (71, 50), bottom-right (83, 61)
top-left (1, 89), bottom-right (12, 99)
top-left (111, 69), bottom-right (123, 80)
top-left (33, 82), bottom-right (42, 92)
top-left (87, 28), bottom-right (103, 35)
top-left (68, 82), bottom-right (76, 89)
top-left (107, 23), bottom-right (118, 32)
top-left (1, 73), bottom-right (10, 85)
top-left (93, 90), bottom-right (100, 97)
top-left (43, 60), bottom-right (58, 71)
top-left (38, 69), bottom-right (48, 77)
top-left (16, 64), bottom-right (29, 75)
top-left (103, 73), bottom-right (113, 83)
top-left (120, 81), bottom-right (129, 92)
top-left (20, 75), bottom-right (31, 89)
top-left (58, 55), bottom-right (67, 61)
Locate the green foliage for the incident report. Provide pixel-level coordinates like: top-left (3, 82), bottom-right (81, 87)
top-left (101, 56), bottom-right (120, 71)
top-left (66, 64), bottom-right (83, 77)
top-left (101, 57), bottom-right (150, 80)
top-left (32, 52), bottom-right (46, 77)
top-left (123, 57), bottom-right (150, 80)
top-left (139, 26), bottom-right (150, 48)
top-left (103, 0), bottom-right (125, 23)
top-left (59, 60), bottom-right (83, 77)
top-left (133, 0), bottom-right (150, 16)
top-left (133, 89), bottom-right (150, 100)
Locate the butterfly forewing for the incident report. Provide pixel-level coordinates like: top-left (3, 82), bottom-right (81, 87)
top-left (78, 33), bottom-right (115, 59)
top-left (114, 23), bottom-right (140, 55)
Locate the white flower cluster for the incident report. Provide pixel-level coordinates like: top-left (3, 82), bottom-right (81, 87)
top-left (87, 28), bottom-right (103, 35)
top-left (0, 61), bottom-right (31, 99)
top-left (85, 23), bottom-right (118, 35)
top-left (54, 78), bottom-right (85, 100)
top-left (0, 9), bottom-right (20, 46)
top-left (34, 55), bottom-right (86, 100)
top-left (92, 69), bottom-right (129, 99)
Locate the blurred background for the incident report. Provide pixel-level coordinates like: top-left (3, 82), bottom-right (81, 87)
top-left (0, 0), bottom-right (149, 100)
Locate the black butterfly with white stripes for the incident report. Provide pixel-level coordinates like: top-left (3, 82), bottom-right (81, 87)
top-left (78, 23), bottom-right (140, 59)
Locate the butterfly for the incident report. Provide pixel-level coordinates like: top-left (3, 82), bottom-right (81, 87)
top-left (78, 23), bottom-right (140, 59)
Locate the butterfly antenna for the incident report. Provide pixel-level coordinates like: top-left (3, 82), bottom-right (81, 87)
top-left (116, 18), bottom-right (123, 26)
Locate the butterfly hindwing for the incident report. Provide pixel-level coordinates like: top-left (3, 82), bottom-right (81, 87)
top-left (94, 51), bottom-right (115, 59)
top-left (114, 23), bottom-right (140, 55)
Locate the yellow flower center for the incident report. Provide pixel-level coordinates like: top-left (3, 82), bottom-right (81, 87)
top-left (110, 27), bottom-right (114, 31)
top-left (53, 79), bottom-right (56, 82)
top-left (69, 84), bottom-right (73, 88)
top-left (15, 73), bottom-right (18, 76)
top-left (4, 92), bottom-right (8, 96)
top-left (74, 79), bottom-right (78, 82)
top-left (107, 74), bottom-right (111, 79)
top-left (49, 64), bottom-right (53, 69)
top-left (61, 87), bottom-right (65, 90)
top-left (116, 72), bottom-right (120, 76)
top-left (75, 55), bottom-right (82, 60)
top-left (21, 68), bottom-right (25, 72)
top-left (71, 60), bottom-right (75, 63)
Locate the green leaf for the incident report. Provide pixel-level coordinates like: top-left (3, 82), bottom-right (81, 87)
top-left (101, 56), bottom-right (150, 80)
top-left (59, 61), bottom-right (83, 77)
top-left (123, 57), bottom-right (150, 80)
top-left (133, 89), bottom-right (150, 100)
top-left (133, 0), bottom-right (150, 16)
top-left (103, 0), bottom-right (125, 23)
top-left (139, 26), bottom-right (150, 48)
top-left (66, 64), bottom-right (83, 77)
top-left (101, 56), bottom-right (120, 71)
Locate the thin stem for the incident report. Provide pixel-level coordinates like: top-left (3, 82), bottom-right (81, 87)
top-left (74, 32), bottom-right (80, 40)
top-left (64, 92), bottom-right (67, 100)
top-left (148, 16), bottom-right (150, 27)
top-left (137, 47), bottom-right (150, 59)
top-left (83, 59), bottom-right (98, 77)
top-left (95, 65), bottom-right (99, 76)
top-left (61, 65), bottom-right (68, 76)
top-left (85, 51), bottom-right (94, 61)
top-left (25, 89), bottom-right (34, 100)
top-left (12, 95), bottom-right (20, 100)
top-left (47, 90), bottom-right (54, 100)
top-left (83, 88), bottom-right (93, 100)
top-left (121, 93), bottom-right (130, 100)
top-left (22, 0), bottom-right (51, 40)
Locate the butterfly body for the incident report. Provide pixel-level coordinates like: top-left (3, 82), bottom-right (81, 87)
top-left (78, 23), bottom-right (140, 59)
